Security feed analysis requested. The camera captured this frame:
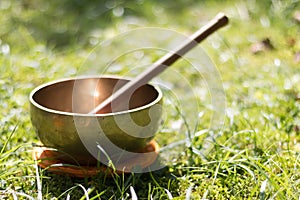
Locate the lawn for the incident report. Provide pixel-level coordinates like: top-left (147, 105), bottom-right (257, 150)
top-left (1, 0), bottom-right (300, 199)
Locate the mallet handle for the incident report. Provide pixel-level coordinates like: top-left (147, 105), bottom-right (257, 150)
top-left (89, 13), bottom-right (229, 114)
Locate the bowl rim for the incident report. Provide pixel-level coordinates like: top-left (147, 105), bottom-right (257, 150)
top-left (29, 75), bottom-right (163, 117)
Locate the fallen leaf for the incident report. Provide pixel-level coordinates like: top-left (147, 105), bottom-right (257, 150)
top-left (261, 38), bottom-right (274, 49)
top-left (287, 38), bottom-right (296, 47)
top-left (293, 125), bottom-right (300, 133)
top-left (250, 38), bottom-right (274, 54)
top-left (294, 11), bottom-right (300, 23)
top-left (295, 52), bottom-right (300, 63)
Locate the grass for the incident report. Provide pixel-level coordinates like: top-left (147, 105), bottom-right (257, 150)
top-left (1, 0), bottom-right (300, 199)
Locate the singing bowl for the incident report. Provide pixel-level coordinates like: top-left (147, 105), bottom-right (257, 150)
top-left (29, 76), bottom-right (163, 164)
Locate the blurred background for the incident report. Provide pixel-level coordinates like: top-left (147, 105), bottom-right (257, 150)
top-left (2, 0), bottom-right (298, 48)
top-left (1, 0), bottom-right (300, 199)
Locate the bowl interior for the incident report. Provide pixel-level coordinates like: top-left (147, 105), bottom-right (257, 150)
top-left (31, 77), bottom-right (160, 114)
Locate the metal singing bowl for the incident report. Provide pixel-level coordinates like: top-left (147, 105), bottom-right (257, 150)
top-left (29, 76), bottom-right (163, 164)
